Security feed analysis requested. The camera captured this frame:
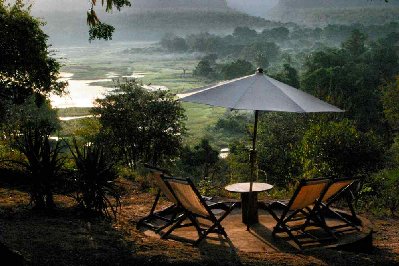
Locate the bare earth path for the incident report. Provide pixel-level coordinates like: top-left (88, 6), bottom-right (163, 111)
top-left (0, 178), bottom-right (398, 265)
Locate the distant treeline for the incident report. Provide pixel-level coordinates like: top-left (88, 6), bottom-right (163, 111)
top-left (268, 5), bottom-right (399, 26)
top-left (160, 22), bottom-right (398, 55)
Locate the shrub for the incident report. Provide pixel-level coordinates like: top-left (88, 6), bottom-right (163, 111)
top-left (6, 97), bottom-right (64, 210)
top-left (361, 168), bottom-right (399, 217)
top-left (13, 132), bottom-right (65, 209)
top-left (299, 119), bottom-right (384, 179)
top-left (69, 140), bottom-right (120, 218)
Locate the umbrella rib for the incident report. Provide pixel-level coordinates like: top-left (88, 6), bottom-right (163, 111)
top-left (231, 77), bottom-right (259, 110)
top-left (264, 76), bottom-right (306, 113)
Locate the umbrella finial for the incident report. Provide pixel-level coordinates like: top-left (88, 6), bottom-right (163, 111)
top-left (256, 68), bottom-right (264, 74)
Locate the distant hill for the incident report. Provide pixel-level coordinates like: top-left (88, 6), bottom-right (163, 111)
top-left (130, 0), bottom-right (229, 11)
top-left (226, 0), bottom-right (279, 18)
top-left (267, 0), bottom-right (399, 26)
top-left (31, 0), bottom-right (283, 45)
top-left (32, 0), bottom-right (230, 12)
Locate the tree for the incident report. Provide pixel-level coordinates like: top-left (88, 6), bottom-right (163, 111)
top-left (342, 29), bottom-right (367, 57)
top-left (5, 97), bottom-right (64, 210)
top-left (233, 26), bottom-right (258, 39)
top-left (180, 139), bottom-right (219, 178)
top-left (220, 59), bottom-right (255, 80)
top-left (86, 0), bottom-right (131, 41)
top-left (193, 59), bottom-right (215, 78)
top-left (0, 2), bottom-right (67, 210)
top-left (240, 42), bottom-right (280, 63)
top-left (0, 2), bottom-right (66, 111)
top-left (301, 31), bottom-right (399, 133)
top-left (261, 27), bottom-right (289, 42)
top-left (272, 64), bottom-right (300, 88)
top-left (92, 80), bottom-right (186, 169)
top-left (160, 33), bottom-right (188, 52)
top-left (257, 113), bottom-right (308, 187)
top-left (299, 119), bottom-right (383, 180)
top-left (254, 53), bottom-right (269, 69)
top-left (382, 76), bottom-right (399, 133)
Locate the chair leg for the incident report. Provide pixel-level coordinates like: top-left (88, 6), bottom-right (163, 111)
top-left (161, 213), bottom-right (187, 239)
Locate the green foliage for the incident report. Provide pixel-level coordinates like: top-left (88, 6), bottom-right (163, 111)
top-left (254, 53), bottom-right (269, 69)
top-left (257, 113), bottom-right (308, 187)
top-left (387, 136), bottom-right (399, 168)
top-left (15, 134), bottom-right (65, 210)
top-left (88, 22), bottom-right (115, 41)
top-left (193, 59), bottom-right (216, 79)
top-left (361, 168), bottom-right (399, 217)
top-left (301, 30), bottom-right (399, 132)
top-left (0, 2), bottom-right (66, 108)
top-left (299, 119), bottom-right (384, 179)
top-left (226, 140), bottom-right (251, 183)
top-left (261, 27), bottom-right (290, 42)
top-left (5, 97), bottom-right (65, 209)
top-left (342, 29), bottom-right (367, 57)
top-left (233, 26), bottom-right (258, 39)
top-left (186, 32), bottom-right (224, 54)
top-left (214, 111), bottom-right (251, 135)
top-left (271, 63), bottom-right (300, 88)
top-left (220, 59), bottom-right (255, 80)
top-left (86, 0), bottom-right (131, 41)
top-left (240, 42), bottom-right (280, 64)
top-left (3, 97), bottom-right (60, 136)
top-left (92, 80), bottom-right (186, 168)
top-left (197, 176), bottom-right (223, 197)
top-left (382, 76), bottom-right (399, 133)
top-left (180, 138), bottom-right (219, 178)
top-left (160, 33), bottom-right (189, 52)
top-left (69, 140), bottom-right (120, 218)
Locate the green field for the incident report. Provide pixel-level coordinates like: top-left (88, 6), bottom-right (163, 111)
top-left (56, 42), bottom-right (228, 146)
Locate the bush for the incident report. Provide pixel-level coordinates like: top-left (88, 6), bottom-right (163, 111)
top-left (7, 97), bottom-right (64, 210)
top-left (14, 133), bottom-right (65, 209)
top-left (69, 140), bottom-right (120, 218)
top-left (257, 113), bottom-right (308, 187)
top-left (361, 168), bottom-right (399, 217)
top-left (193, 59), bottom-right (216, 79)
top-left (299, 119), bottom-right (384, 179)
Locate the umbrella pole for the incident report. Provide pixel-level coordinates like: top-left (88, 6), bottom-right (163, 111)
top-left (247, 110), bottom-right (259, 231)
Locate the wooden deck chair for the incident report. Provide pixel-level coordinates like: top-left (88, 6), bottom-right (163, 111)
top-left (318, 178), bottom-right (360, 231)
top-left (136, 165), bottom-right (182, 232)
top-left (162, 176), bottom-right (237, 246)
top-left (262, 178), bottom-right (331, 249)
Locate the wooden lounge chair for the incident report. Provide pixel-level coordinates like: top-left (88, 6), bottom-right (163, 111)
top-left (318, 177), bottom-right (361, 232)
top-left (262, 178), bottom-right (331, 249)
top-left (162, 176), bottom-right (237, 246)
top-left (136, 165), bottom-right (182, 232)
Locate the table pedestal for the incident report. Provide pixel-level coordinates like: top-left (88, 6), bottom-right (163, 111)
top-left (241, 192), bottom-right (258, 225)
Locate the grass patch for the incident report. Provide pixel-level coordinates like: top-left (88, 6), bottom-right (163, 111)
top-left (56, 107), bottom-right (91, 117)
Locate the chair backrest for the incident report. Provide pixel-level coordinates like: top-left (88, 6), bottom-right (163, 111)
top-left (144, 164), bottom-right (177, 204)
top-left (288, 178), bottom-right (330, 210)
top-left (164, 177), bottom-right (210, 217)
top-left (322, 178), bottom-right (356, 203)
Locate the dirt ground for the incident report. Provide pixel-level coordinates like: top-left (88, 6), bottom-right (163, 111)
top-left (0, 178), bottom-right (398, 266)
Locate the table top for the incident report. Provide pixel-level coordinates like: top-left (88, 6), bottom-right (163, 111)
top-left (225, 182), bottom-right (273, 193)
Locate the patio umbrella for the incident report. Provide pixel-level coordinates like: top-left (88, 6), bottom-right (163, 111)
top-left (179, 68), bottom-right (343, 229)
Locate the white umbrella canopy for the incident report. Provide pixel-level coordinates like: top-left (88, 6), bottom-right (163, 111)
top-left (179, 68), bottom-right (343, 229)
top-left (179, 69), bottom-right (342, 113)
